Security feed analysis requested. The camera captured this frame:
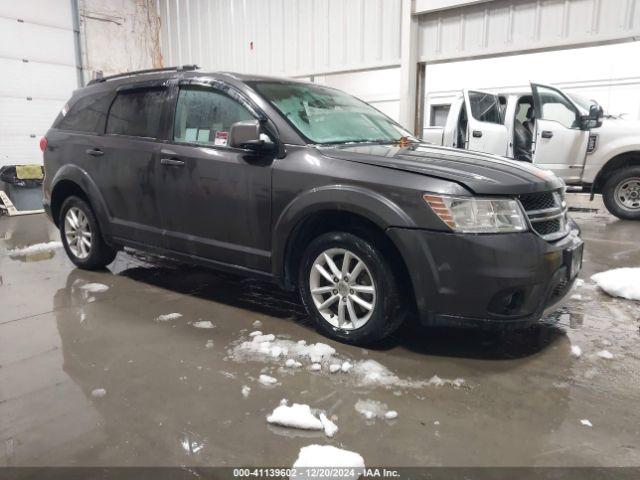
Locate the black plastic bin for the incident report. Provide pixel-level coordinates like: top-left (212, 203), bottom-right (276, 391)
top-left (0, 165), bottom-right (44, 211)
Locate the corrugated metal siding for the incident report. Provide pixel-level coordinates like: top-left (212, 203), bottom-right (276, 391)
top-left (418, 0), bottom-right (640, 63)
top-left (0, 2), bottom-right (77, 167)
top-left (157, 0), bottom-right (402, 76)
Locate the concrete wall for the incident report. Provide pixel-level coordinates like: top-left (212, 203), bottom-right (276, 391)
top-left (79, 0), bottom-right (162, 83)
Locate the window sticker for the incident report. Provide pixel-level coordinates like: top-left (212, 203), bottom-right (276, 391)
top-left (61, 103), bottom-right (69, 117)
top-left (196, 129), bottom-right (210, 142)
top-left (184, 128), bottom-right (198, 142)
top-left (214, 131), bottom-right (228, 146)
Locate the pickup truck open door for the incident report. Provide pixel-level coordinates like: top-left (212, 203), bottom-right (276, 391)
top-left (462, 89), bottom-right (508, 156)
top-left (530, 82), bottom-right (589, 182)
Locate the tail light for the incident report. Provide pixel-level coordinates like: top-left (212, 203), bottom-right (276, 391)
top-left (39, 136), bottom-right (48, 152)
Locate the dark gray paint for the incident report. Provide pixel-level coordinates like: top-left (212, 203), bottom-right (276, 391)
top-left (43, 69), bottom-right (581, 325)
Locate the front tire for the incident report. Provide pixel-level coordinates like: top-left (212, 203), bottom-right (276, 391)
top-left (59, 196), bottom-right (117, 270)
top-left (602, 166), bottom-right (640, 220)
top-left (298, 232), bottom-right (404, 345)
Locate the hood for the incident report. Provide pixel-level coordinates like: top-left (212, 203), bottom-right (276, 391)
top-left (318, 143), bottom-right (564, 195)
top-left (598, 116), bottom-right (640, 135)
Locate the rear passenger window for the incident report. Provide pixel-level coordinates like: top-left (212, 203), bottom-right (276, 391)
top-left (106, 89), bottom-right (165, 138)
top-left (173, 88), bottom-right (253, 146)
top-left (56, 92), bottom-right (113, 133)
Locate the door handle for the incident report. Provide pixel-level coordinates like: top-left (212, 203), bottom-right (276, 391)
top-left (86, 148), bottom-right (104, 157)
top-left (541, 130), bottom-right (554, 139)
top-left (472, 130), bottom-right (483, 138)
top-left (160, 158), bottom-right (185, 167)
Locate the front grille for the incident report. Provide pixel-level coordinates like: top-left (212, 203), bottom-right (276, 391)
top-left (534, 219), bottom-right (561, 236)
top-left (518, 190), bottom-right (568, 241)
top-left (519, 192), bottom-right (557, 211)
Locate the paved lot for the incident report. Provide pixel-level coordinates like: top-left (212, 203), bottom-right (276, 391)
top-left (1, 195), bottom-right (639, 468)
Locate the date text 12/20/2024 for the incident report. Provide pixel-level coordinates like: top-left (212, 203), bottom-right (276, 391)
top-left (233, 468), bottom-right (400, 478)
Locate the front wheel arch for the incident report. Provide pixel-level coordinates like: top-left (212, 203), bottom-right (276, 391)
top-left (592, 151), bottom-right (640, 194)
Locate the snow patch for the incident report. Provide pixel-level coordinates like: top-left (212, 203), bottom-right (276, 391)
top-left (80, 283), bottom-right (109, 293)
top-left (259, 374), bottom-right (278, 386)
top-left (191, 320), bottom-right (215, 329)
top-left (580, 419), bottom-right (593, 427)
top-left (355, 399), bottom-right (388, 420)
top-left (229, 332), bottom-right (464, 389)
top-left (285, 358), bottom-right (302, 368)
top-left (293, 445), bottom-right (364, 474)
top-left (353, 360), bottom-right (464, 389)
top-left (230, 335), bottom-right (335, 365)
top-left (385, 410), bottom-right (398, 420)
top-left (249, 330), bottom-right (263, 337)
top-left (156, 313), bottom-right (182, 322)
top-left (91, 388), bottom-right (106, 398)
top-left (267, 403), bottom-right (323, 430)
top-left (241, 385), bottom-right (251, 398)
top-left (205, 339), bottom-right (214, 349)
top-left (319, 413), bottom-right (338, 437)
top-left (329, 364), bottom-right (341, 373)
top-left (591, 268), bottom-right (640, 301)
top-left (252, 320), bottom-right (262, 328)
top-left (7, 241), bottom-right (62, 256)
top-left (597, 349), bottom-right (614, 359)
top-left (571, 345), bottom-right (582, 358)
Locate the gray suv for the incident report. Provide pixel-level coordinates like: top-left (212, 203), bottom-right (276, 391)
top-left (42, 66), bottom-right (583, 344)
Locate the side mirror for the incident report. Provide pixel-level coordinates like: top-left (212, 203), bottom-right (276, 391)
top-left (229, 120), bottom-right (275, 153)
top-left (580, 104), bottom-right (603, 130)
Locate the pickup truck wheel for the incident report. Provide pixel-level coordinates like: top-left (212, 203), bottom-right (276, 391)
top-left (298, 232), bottom-right (404, 345)
top-left (59, 196), bottom-right (117, 270)
top-left (602, 167), bottom-right (640, 220)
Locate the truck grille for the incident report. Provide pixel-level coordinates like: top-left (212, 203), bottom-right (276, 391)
top-left (518, 190), bottom-right (568, 241)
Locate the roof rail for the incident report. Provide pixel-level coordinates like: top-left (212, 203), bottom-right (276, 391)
top-left (87, 65), bottom-right (200, 85)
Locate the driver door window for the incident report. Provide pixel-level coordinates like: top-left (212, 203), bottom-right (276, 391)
top-left (536, 86), bottom-right (579, 129)
top-left (173, 88), bottom-right (253, 146)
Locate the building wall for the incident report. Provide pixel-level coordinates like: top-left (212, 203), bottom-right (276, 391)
top-left (424, 41), bottom-right (640, 127)
top-left (79, 0), bottom-right (162, 82)
top-left (157, 0), bottom-right (401, 77)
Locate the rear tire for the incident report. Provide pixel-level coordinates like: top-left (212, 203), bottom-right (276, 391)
top-left (602, 166), bottom-right (640, 220)
top-left (59, 196), bottom-right (116, 270)
top-left (298, 231), bottom-right (405, 345)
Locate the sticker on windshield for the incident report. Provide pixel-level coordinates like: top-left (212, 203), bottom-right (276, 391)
top-left (214, 131), bottom-right (228, 146)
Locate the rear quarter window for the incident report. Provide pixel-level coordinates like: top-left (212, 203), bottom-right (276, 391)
top-left (55, 92), bottom-right (113, 133)
top-left (106, 88), bottom-right (165, 138)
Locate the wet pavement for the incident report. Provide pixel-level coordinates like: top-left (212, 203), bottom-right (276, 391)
top-left (1, 195), bottom-right (639, 468)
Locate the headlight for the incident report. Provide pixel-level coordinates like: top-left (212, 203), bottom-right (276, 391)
top-left (424, 194), bottom-right (528, 233)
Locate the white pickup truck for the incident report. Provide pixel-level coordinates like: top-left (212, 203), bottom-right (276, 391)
top-left (423, 83), bottom-right (640, 220)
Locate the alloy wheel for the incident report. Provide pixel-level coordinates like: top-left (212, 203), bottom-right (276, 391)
top-left (64, 207), bottom-right (92, 259)
top-left (309, 248), bottom-right (376, 330)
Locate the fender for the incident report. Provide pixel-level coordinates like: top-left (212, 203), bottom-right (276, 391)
top-left (583, 135), bottom-right (640, 185)
top-left (271, 184), bottom-right (415, 281)
top-left (50, 164), bottom-right (113, 236)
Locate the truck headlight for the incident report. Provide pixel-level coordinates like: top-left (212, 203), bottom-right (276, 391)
top-left (424, 194), bottom-right (528, 233)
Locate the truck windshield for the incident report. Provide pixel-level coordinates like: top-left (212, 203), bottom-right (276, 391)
top-left (566, 93), bottom-right (593, 114)
top-left (251, 81), bottom-right (414, 144)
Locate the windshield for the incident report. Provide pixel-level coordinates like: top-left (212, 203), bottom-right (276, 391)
top-left (566, 93), bottom-right (594, 113)
top-left (250, 81), bottom-right (414, 144)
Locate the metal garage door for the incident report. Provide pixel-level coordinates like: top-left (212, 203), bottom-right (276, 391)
top-left (0, 0), bottom-right (79, 167)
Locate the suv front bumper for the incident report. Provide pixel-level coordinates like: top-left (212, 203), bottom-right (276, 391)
top-left (387, 219), bottom-right (583, 328)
